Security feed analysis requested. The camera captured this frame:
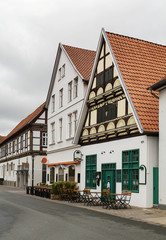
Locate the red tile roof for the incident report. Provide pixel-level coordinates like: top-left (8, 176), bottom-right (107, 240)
top-left (106, 32), bottom-right (166, 132)
top-left (63, 45), bottom-right (96, 81)
top-left (0, 102), bottom-right (46, 144)
top-left (0, 136), bottom-right (6, 144)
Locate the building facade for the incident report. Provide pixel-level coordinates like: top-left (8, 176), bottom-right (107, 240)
top-left (45, 43), bottom-right (95, 187)
top-left (0, 103), bottom-right (47, 188)
top-left (74, 29), bottom-right (166, 208)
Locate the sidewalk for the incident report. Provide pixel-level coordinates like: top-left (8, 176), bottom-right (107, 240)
top-left (1, 185), bottom-right (166, 228)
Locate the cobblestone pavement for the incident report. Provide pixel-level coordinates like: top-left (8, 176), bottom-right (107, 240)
top-left (1, 185), bottom-right (166, 228)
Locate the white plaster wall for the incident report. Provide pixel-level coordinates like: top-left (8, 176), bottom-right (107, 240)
top-left (159, 88), bottom-right (166, 205)
top-left (80, 135), bottom-right (158, 208)
top-left (47, 48), bottom-right (87, 152)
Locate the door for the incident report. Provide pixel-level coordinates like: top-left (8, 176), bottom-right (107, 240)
top-left (102, 163), bottom-right (116, 194)
top-left (153, 167), bottom-right (159, 204)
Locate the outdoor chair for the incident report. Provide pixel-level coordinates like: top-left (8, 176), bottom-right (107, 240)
top-left (121, 191), bottom-right (132, 208)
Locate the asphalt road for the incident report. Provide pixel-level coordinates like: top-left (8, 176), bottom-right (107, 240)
top-left (0, 190), bottom-right (166, 240)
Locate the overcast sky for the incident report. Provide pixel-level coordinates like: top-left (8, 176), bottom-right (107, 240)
top-left (0, 0), bottom-right (165, 136)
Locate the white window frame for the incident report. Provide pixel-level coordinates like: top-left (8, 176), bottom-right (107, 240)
top-left (68, 81), bottom-right (72, 102)
top-left (73, 111), bottom-right (78, 133)
top-left (42, 132), bottom-right (48, 146)
top-left (73, 77), bottom-right (78, 99)
top-left (59, 118), bottom-right (63, 142)
top-left (68, 114), bottom-right (72, 138)
top-left (59, 88), bottom-right (63, 108)
top-left (51, 122), bottom-right (55, 144)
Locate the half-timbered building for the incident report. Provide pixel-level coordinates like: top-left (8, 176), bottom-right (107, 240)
top-left (45, 43), bottom-right (95, 187)
top-left (0, 103), bottom-right (47, 188)
top-left (74, 28), bottom-right (166, 208)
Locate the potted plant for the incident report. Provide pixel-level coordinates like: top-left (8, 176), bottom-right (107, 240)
top-left (51, 183), bottom-right (60, 200)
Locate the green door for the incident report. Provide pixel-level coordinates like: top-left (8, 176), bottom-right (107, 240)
top-left (102, 163), bottom-right (116, 194)
top-left (153, 167), bottom-right (159, 204)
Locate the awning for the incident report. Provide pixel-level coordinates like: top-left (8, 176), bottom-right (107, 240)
top-left (46, 161), bottom-right (80, 167)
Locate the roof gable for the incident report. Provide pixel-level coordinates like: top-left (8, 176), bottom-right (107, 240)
top-left (45, 44), bottom-right (95, 108)
top-left (74, 29), bottom-right (166, 144)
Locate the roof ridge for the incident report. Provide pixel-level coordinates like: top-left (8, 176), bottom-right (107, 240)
top-left (62, 44), bottom-right (96, 53)
top-left (106, 31), bottom-right (166, 48)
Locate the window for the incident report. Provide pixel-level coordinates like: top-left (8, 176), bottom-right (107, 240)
top-left (59, 167), bottom-right (64, 181)
top-left (86, 155), bottom-right (97, 189)
top-left (68, 81), bottom-right (72, 102)
top-left (42, 164), bottom-right (46, 183)
top-left (5, 145), bottom-right (8, 156)
top-left (97, 103), bottom-right (117, 123)
top-left (13, 141), bottom-right (15, 153)
top-left (17, 138), bottom-right (19, 152)
top-left (96, 73), bottom-right (104, 88)
top-left (20, 136), bottom-right (23, 150)
top-left (73, 77), bottom-right (78, 98)
top-left (122, 149), bottom-right (139, 192)
top-left (51, 122), bottom-right (55, 144)
top-left (50, 167), bottom-right (55, 184)
top-left (9, 143), bottom-right (12, 154)
top-left (59, 118), bottom-right (63, 141)
top-left (52, 94), bottom-right (55, 112)
top-left (61, 64), bottom-right (65, 78)
top-left (73, 111), bottom-right (78, 133)
top-left (59, 88), bottom-right (63, 108)
top-left (77, 173), bottom-right (80, 183)
top-left (25, 133), bottom-right (28, 148)
top-left (58, 68), bottom-right (61, 80)
top-left (42, 132), bottom-right (48, 146)
top-left (68, 114), bottom-right (72, 138)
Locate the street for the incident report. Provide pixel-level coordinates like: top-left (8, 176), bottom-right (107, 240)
top-left (0, 189), bottom-right (166, 240)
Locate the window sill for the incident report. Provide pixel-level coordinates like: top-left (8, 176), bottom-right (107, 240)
top-left (57, 141), bottom-right (63, 144)
top-left (49, 143), bottom-right (55, 146)
top-left (66, 137), bottom-right (74, 141)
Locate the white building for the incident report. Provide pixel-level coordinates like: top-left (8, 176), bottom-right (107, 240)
top-left (0, 103), bottom-right (47, 188)
top-left (45, 43), bottom-right (95, 186)
top-left (149, 78), bottom-right (166, 209)
top-left (73, 28), bottom-right (166, 208)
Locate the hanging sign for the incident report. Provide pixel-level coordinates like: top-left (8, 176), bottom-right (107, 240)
top-left (73, 150), bottom-right (83, 161)
top-left (42, 158), bottom-right (47, 164)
